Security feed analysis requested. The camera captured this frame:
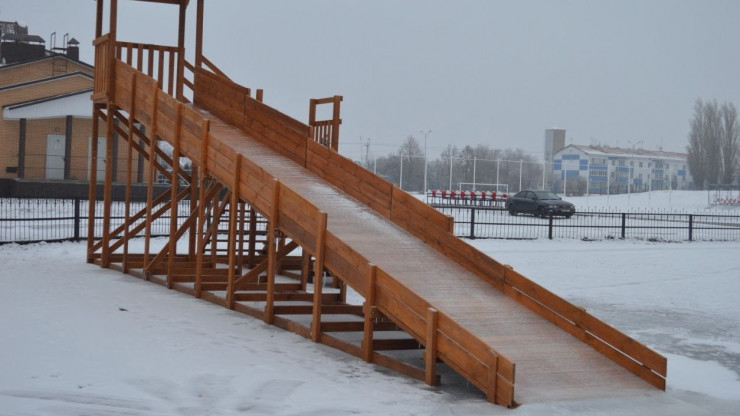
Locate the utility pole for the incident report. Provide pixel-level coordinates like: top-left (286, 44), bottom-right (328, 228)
top-left (420, 130), bottom-right (431, 193)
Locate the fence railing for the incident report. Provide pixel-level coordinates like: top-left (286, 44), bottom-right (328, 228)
top-left (432, 205), bottom-right (740, 241)
top-left (0, 198), bottom-right (191, 244)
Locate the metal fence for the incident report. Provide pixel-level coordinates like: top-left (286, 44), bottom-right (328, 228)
top-left (0, 198), bottom-right (190, 244)
top-left (433, 205), bottom-right (740, 241)
top-left (3, 198), bottom-right (739, 244)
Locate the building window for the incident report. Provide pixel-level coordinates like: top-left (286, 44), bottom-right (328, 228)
top-left (639, 162), bottom-right (643, 168)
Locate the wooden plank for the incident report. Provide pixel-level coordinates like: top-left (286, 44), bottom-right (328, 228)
top-left (372, 338), bottom-right (421, 351)
top-left (273, 305), bottom-right (363, 315)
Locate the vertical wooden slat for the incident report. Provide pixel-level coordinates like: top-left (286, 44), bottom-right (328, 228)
top-left (311, 211), bottom-right (328, 342)
top-left (136, 44), bottom-right (143, 71)
top-left (237, 201), bottom-right (246, 270)
top-left (264, 179), bottom-right (280, 324)
top-left (168, 48), bottom-right (175, 96)
top-left (157, 47), bottom-right (165, 89)
top-left (125, 44), bottom-right (132, 66)
top-left (247, 208), bottom-right (257, 267)
top-left (425, 308), bottom-right (439, 386)
top-left (362, 264), bottom-right (377, 362)
top-left (147, 47), bottom-right (154, 77)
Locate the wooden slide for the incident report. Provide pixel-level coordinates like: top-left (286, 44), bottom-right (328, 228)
top-left (88, 1), bottom-right (666, 407)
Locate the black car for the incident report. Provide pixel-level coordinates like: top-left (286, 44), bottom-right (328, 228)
top-left (506, 190), bottom-right (575, 218)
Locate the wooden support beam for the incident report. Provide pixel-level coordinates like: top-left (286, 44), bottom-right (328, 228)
top-left (226, 158), bottom-right (242, 309)
top-left (176, 1), bottom-right (186, 101)
top-left (195, 0), bottom-right (204, 68)
top-left (311, 212), bottom-right (328, 342)
top-left (233, 241), bottom-right (298, 290)
top-left (143, 83), bottom-right (159, 272)
top-left (300, 250), bottom-right (311, 291)
top-left (87, 104), bottom-right (101, 263)
top-left (101, 103), bottom-right (115, 268)
top-left (166, 103), bottom-right (183, 289)
top-left (425, 307), bottom-right (439, 386)
top-left (189, 163), bottom-right (199, 260)
top-left (487, 351), bottom-right (499, 404)
top-left (194, 119), bottom-right (210, 298)
top-left (123, 72), bottom-right (137, 273)
top-left (264, 179), bottom-right (280, 324)
top-left (362, 264), bottom-right (377, 363)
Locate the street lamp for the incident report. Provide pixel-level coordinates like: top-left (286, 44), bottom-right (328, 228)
top-left (420, 130), bottom-right (432, 193)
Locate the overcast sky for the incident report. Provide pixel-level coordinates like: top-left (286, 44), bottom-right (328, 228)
top-left (3, 0), bottom-right (740, 162)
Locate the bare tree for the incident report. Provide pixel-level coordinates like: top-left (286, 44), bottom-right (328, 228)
top-left (720, 102), bottom-right (739, 184)
top-left (687, 98), bottom-right (740, 188)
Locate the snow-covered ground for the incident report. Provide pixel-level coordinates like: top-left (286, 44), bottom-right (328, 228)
top-left (1, 192), bottom-right (739, 415)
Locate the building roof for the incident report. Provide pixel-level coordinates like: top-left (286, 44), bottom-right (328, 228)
top-left (0, 71), bottom-right (93, 92)
top-left (0, 54), bottom-right (93, 72)
top-left (2, 88), bottom-right (93, 119)
top-left (1, 33), bottom-right (45, 43)
top-left (561, 144), bottom-right (687, 161)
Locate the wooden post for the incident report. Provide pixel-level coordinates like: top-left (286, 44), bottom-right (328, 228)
top-left (87, 105), bottom-right (100, 262)
top-left (486, 351), bottom-right (499, 404)
top-left (101, 104), bottom-right (115, 268)
top-left (264, 180), bottom-right (280, 324)
top-left (362, 264), bottom-right (377, 362)
top-left (311, 212), bottom-right (328, 342)
top-left (107, 0), bottom-right (118, 101)
top-left (226, 157), bottom-right (242, 309)
top-left (331, 95), bottom-right (342, 151)
top-left (95, 0), bottom-right (104, 38)
top-left (167, 103), bottom-right (183, 289)
top-left (425, 307), bottom-right (439, 386)
top-left (143, 84), bottom-right (159, 273)
top-left (123, 73), bottom-right (136, 273)
top-left (176, 1), bottom-right (186, 101)
top-left (189, 164), bottom-right (198, 260)
top-left (300, 250), bottom-right (311, 291)
top-left (194, 119), bottom-right (210, 298)
top-left (195, 0), bottom-right (204, 68)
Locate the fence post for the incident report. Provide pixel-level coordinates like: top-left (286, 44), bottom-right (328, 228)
top-left (74, 198), bottom-right (81, 241)
top-left (688, 214), bottom-right (694, 241)
top-left (469, 208), bottom-right (476, 239)
top-left (621, 213), bottom-right (626, 239)
top-left (548, 213), bottom-right (554, 240)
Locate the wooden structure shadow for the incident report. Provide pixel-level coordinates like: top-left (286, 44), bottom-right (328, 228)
top-left (88, 0), bottom-right (667, 408)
